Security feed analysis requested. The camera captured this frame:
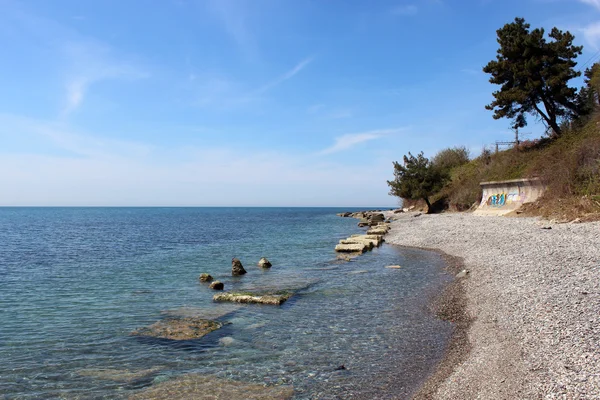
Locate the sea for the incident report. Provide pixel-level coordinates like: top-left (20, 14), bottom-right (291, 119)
top-left (0, 207), bottom-right (453, 399)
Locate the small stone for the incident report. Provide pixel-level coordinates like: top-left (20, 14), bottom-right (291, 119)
top-left (199, 273), bottom-right (213, 282)
top-left (218, 336), bottom-right (236, 346)
top-left (456, 269), bottom-right (469, 278)
top-left (257, 257), bottom-right (272, 268)
top-left (209, 281), bottom-right (224, 290)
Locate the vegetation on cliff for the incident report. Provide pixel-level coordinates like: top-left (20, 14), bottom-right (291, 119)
top-left (388, 17), bottom-right (600, 220)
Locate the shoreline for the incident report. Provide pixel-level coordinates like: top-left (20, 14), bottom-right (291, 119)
top-left (406, 248), bottom-right (472, 400)
top-left (384, 211), bottom-right (600, 399)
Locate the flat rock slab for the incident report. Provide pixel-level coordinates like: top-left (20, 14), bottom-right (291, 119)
top-left (367, 228), bottom-right (389, 235)
top-left (128, 373), bottom-right (293, 400)
top-left (131, 317), bottom-right (222, 340)
top-left (213, 292), bottom-right (292, 305)
top-left (339, 239), bottom-right (375, 249)
top-left (335, 243), bottom-right (367, 253)
top-left (77, 367), bottom-right (161, 382)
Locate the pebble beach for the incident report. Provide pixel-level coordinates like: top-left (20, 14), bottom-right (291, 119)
top-left (385, 212), bottom-right (600, 399)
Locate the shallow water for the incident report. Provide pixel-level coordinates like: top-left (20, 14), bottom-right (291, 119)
top-left (0, 207), bottom-right (452, 399)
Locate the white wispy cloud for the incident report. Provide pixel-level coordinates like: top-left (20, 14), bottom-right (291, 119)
top-left (391, 5), bottom-right (418, 16)
top-left (255, 57), bottom-right (313, 94)
top-left (581, 21), bottom-right (600, 49)
top-left (206, 0), bottom-right (258, 60)
top-left (319, 129), bottom-right (404, 155)
top-left (579, 0), bottom-right (600, 9)
top-left (62, 41), bottom-right (149, 116)
top-left (0, 114), bottom-right (395, 206)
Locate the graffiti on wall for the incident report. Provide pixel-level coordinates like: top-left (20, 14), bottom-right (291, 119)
top-left (484, 192), bottom-right (525, 207)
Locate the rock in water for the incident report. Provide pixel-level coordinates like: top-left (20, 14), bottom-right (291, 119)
top-left (231, 258), bottom-right (247, 276)
top-left (128, 373), bottom-right (294, 400)
top-left (213, 291), bottom-right (293, 305)
top-left (131, 317), bottom-right (222, 340)
top-left (209, 281), bottom-right (224, 290)
top-left (258, 257), bottom-right (272, 268)
top-left (199, 273), bottom-right (213, 282)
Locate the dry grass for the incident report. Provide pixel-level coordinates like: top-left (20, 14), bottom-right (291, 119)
top-left (424, 115), bottom-right (600, 219)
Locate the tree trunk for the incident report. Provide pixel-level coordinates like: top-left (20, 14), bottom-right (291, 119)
top-left (534, 101), bottom-right (562, 137)
top-left (423, 197), bottom-right (432, 214)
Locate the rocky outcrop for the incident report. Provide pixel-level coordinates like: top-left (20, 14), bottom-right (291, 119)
top-left (209, 281), bottom-right (224, 290)
top-left (131, 317), bottom-right (222, 340)
top-left (213, 291), bottom-right (293, 305)
top-left (258, 257), bottom-right (272, 268)
top-left (333, 210), bottom-right (392, 257)
top-left (199, 273), bottom-right (213, 282)
top-left (231, 258), bottom-right (247, 276)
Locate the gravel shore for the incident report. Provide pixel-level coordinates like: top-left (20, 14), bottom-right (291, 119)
top-left (385, 212), bottom-right (600, 399)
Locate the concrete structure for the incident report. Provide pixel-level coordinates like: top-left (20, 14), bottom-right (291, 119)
top-left (474, 178), bottom-right (546, 216)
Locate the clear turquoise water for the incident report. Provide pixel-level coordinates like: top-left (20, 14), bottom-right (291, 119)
top-left (0, 207), bottom-right (452, 399)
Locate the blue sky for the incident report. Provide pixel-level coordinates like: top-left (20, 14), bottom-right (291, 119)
top-left (1, 0), bottom-right (599, 206)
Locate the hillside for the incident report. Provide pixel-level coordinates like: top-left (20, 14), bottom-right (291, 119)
top-left (420, 115), bottom-right (600, 221)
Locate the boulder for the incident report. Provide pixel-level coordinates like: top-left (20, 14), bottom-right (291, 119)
top-left (213, 291), bottom-right (293, 305)
top-left (334, 243), bottom-right (368, 253)
top-left (131, 317), bottom-right (222, 340)
top-left (257, 257), bottom-right (272, 268)
top-left (198, 273), bottom-right (213, 282)
top-left (393, 209), bottom-right (404, 214)
top-left (209, 281), bottom-right (224, 290)
top-left (369, 213), bottom-right (385, 222)
top-left (231, 258), bottom-right (247, 276)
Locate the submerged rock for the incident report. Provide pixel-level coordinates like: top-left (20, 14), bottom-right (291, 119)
top-left (258, 257), bottom-right (272, 268)
top-left (231, 258), bottom-right (247, 276)
top-left (131, 317), bottom-right (222, 340)
top-left (77, 367), bottom-right (161, 382)
top-left (218, 336), bottom-right (236, 346)
top-left (160, 304), bottom-right (240, 320)
top-left (213, 291), bottom-right (293, 305)
top-left (128, 373), bottom-right (293, 400)
top-left (198, 273), bottom-right (213, 282)
top-left (209, 281), bottom-right (224, 290)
